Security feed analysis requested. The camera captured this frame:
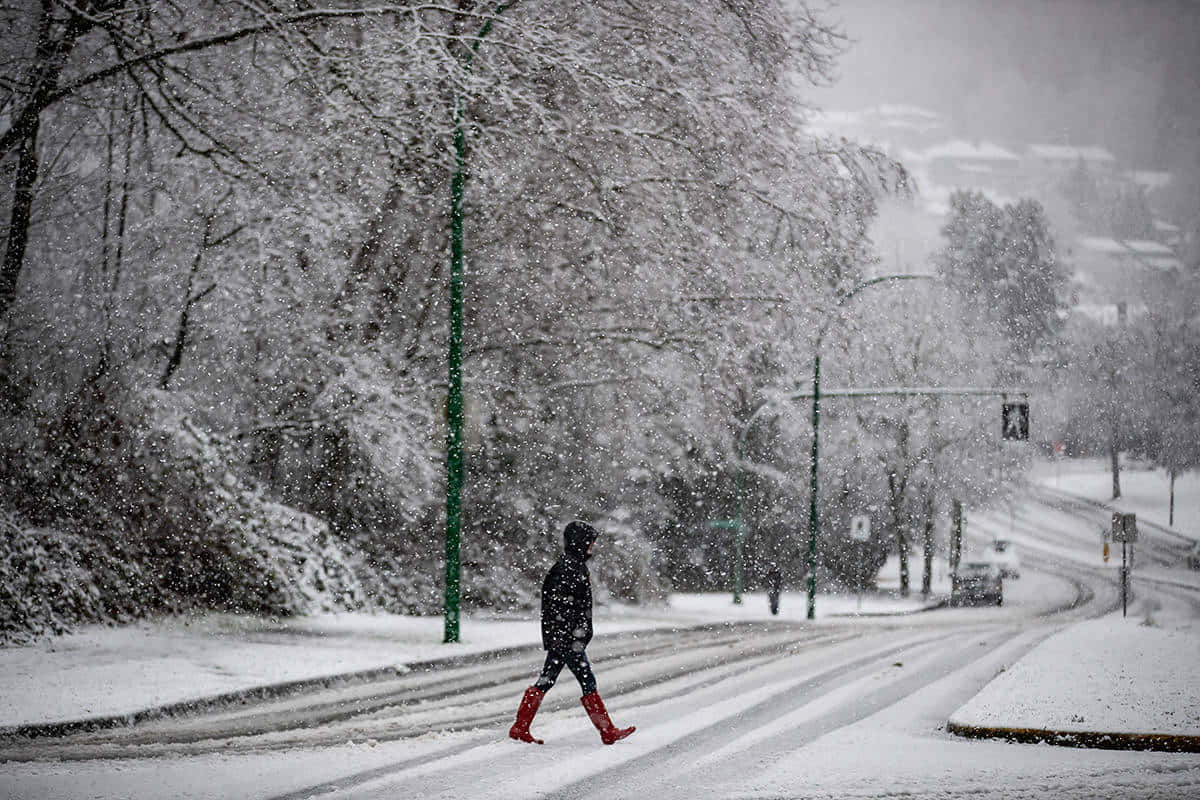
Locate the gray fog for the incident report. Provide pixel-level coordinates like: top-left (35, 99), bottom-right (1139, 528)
top-left (809, 0), bottom-right (1200, 174)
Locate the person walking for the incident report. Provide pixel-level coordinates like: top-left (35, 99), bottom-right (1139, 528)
top-left (767, 566), bottom-right (782, 616)
top-left (508, 520), bottom-right (636, 745)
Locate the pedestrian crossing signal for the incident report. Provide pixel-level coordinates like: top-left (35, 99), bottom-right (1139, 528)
top-left (1002, 402), bottom-right (1029, 441)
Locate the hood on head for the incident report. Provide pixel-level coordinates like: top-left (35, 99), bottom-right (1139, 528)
top-left (563, 521), bottom-right (599, 561)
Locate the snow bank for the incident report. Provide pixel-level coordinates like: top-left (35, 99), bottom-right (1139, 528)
top-left (950, 614), bottom-right (1200, 736)
top-left (0, 612), bottom-right (541, 730)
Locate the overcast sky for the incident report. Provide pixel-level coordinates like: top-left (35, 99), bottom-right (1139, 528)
top-left (806, 0), bottom-right (1200, 171)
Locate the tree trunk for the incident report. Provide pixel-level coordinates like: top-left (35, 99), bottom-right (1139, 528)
top-left (1110, 433), bottom-right (1120, 500)
top-left (887, 465), bottom-right (911, 598)
top-left (0, 123), bottom-right (40, 322)
top-left (921, 494), bottom-right (934, 596)
top-left (1169, 469), bottom-right (1176, 527)
top-left (0, 5), bottom-right (89, 323)
top-left (162, 217), bottom-right (222, 389)
top-left (950, 499), bottom-right (963, 576)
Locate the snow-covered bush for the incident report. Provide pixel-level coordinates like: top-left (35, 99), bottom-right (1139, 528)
top-left (592, 508), bottom-right (669, 606)
top-left (0, 511), bottom-right (146, 643)
top-left (133, 405), bottom-right (368, 615)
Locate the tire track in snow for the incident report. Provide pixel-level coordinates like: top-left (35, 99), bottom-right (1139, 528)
top-left (279, 628), bottom-right (990, 800)
top-left (537, 626), bottom-right (1023, 800)
top-left (0, 623), bottom-right (835, 763)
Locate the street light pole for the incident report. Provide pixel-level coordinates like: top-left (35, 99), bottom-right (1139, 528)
top-left (806, 350), bottom-right (820, 619)
top-left (444, 3), bottom-right (518, 645)
top-left (805, 274), bottom-right (935, 620)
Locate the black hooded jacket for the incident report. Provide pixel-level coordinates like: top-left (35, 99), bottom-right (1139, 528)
top-left (541, 521), bottom-right (599, 652)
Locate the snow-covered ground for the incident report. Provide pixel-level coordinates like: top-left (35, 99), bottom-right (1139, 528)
top-left (2, 459), bottom-right (1199, 799)
top-left (0, 591), bottom-right (939, 731)
top-left (1032, 457), bottom-right (1200, 538)
top-left (0, 612), bottom-right (577, 730)
top-left (734, 619), bottom-right (1200, 800)
top-left (952, 612), bottom-right (1200, 736)
top-left (945, 459), bottom-right (1200, 741)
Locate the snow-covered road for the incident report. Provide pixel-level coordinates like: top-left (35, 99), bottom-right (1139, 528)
top-left (2, 487), bottom-right (1199, 800)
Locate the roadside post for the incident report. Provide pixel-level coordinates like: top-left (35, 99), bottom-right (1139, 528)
top-left (950, 500), bottom-right (963, 580)
top-left (1052, 440), bottom-right (1066, 486)
top-left (710, 519), bottom-right (744, 605)
top-left (850, 515), bottom-right (871, 611)
top-left (1001, 400), bottom-right (1030, 441)
top-left (1112, 512), bottom-right (1138, 616)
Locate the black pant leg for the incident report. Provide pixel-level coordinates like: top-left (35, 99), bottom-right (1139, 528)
top-left (534, 651), bottom-right (567, 692)
top-left (563, 649), bottom-right (598, 696)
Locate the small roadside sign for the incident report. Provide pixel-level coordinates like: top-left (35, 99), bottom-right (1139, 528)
top-left (1112, 512), bottom-right (1138, 543)
top-left (1112, 512), bottom-right (1137, 617)
top-left (850, 515), bottom-right (871, 541)
top-left (1002, 402), bottom-right (1030, 441)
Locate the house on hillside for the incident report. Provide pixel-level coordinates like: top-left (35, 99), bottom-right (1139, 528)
top-left (921, 140), bottom-right (1022, 195)
top-left (1129, 170), bottom-right (1178, 229)
top-left (863, 104), bottom-right (945, 151)
top-left (1026, 144), bottom-right (1117, 178)
top-left (1067, 235), bottom-right (1182, 314)
top-left (1130, 170), bottom-right (1172, 193)
top-left (1153, 220), bottom-right (1182, 248)
top-left (804, 104), bottom-right (945, 154)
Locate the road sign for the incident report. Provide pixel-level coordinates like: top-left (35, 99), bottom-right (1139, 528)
top-left (1112, 512), bottom-right (1137, 617)
top-left (1002, 402), bottom-right (1029, 441)
top-left (1112, 512), bottom-right (1138, 543)
top-left (850, 515), bottom-right (871, 541)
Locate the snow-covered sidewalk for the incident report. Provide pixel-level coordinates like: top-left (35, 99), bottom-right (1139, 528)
top-left (0, 613), bottom-right (544, 732)
top-left (949, 610), bottom-right (1200, 749)
top-left (0, 591), bottom-right (938, 733)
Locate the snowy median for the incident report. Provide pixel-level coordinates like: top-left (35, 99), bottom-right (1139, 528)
top-left (948, 613), bottom-right (1200, 752)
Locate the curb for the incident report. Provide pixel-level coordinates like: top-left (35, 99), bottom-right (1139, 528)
top-left (828, 597), bottom-right (948, 617)
top-left (947, 720), bottom-right (1200, 753)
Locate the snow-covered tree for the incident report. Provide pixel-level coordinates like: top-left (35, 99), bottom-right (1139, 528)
top-left (0, 0), bottom-right (911, 634)
top-left (822, 288), bottom-right (1015, 595)
top-left (937, 191), bottom-right (1067, 369)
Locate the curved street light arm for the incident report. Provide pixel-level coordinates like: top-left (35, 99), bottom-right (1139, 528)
top-left (816, 273), bottom-right (938, 348)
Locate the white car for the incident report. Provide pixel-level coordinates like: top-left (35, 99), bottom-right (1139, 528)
top-left (986, 539), bottom-right (1021, 579)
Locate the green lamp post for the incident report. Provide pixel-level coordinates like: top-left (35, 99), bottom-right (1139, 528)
top-left (445, 3), bottom-right (518, 644)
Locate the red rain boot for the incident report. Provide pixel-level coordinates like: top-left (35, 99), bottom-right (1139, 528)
top-left (508, 686), bottom-right (546, 744)
top-left (581, 691), bottom-right (635, 744)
